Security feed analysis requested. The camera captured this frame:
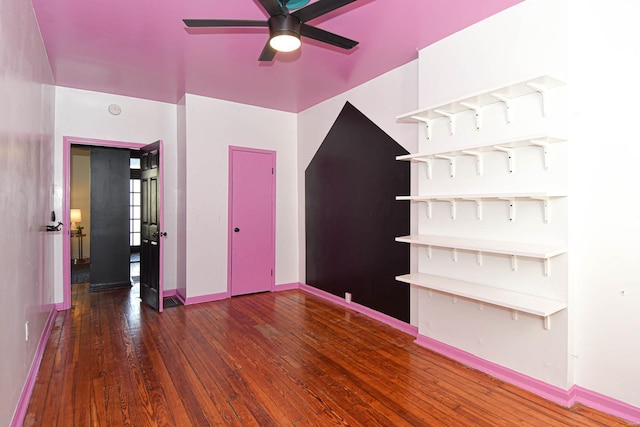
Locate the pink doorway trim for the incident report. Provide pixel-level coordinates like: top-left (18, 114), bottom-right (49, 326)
top-left (62, 136), bottom-right (164, 310)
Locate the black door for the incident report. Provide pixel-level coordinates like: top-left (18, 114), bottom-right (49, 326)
top-left (140, 141), bottom-right (163, 311)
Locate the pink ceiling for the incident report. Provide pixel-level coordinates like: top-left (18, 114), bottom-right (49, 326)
top-left (32, 0), bottom-right (522, 113)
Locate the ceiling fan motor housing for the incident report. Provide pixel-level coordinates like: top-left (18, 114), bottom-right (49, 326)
top-left (269, 14), bottom-right (301, 38)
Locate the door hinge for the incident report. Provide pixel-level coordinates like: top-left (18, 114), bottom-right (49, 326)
top-left (271, 269), bottom-right (273, 276)
top-left (272, 167), bottom-right (274, 174)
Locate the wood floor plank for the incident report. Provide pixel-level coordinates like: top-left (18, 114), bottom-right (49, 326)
top-left (24, 286), bottom-right (632, 426)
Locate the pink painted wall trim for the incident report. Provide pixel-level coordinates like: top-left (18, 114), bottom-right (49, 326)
top-left (571, 386), bottom-right (640, 425)
top-left (10, 306), bottom-right (57, 427)
top-left (180, 291), bottom-right (230, 306)
top-left (62, 136), bottom-right (165, 311)
top-left (273, 282), bottom-right (301, 291)
top-left (414, 335), bottom-right (640, 424)
top-left (299, 283), bottom-right (418, 337)
top-left (227, 146), bottom-right (277, 295)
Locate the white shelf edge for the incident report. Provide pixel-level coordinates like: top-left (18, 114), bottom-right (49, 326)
top-left (395, 135), bottom-right (567, 162)
top-left (396, 273), bottom-right (567, 318)
top-left (395, 235), bottom-right (567, 259)
top-left (396, 75), bottom-right (565, 123)
top-left (395, 192), bottom-right (566, 201)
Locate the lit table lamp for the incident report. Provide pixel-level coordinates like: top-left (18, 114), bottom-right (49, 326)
top-left (70, 209), bottom-right (84, 261)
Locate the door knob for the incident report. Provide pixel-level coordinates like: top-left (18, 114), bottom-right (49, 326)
top-left (234, 227), bottom-right (240, 232)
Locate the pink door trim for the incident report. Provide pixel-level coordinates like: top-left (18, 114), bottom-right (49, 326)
top-left (227, 146), bottom-right (276, 295)
top-left (62, 137), bottom-right (164, 311)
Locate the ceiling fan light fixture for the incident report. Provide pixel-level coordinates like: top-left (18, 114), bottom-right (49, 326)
top-left (268, 14), bottom-right (301, 53)
top-left (270, 33), bottom-right (301, 52)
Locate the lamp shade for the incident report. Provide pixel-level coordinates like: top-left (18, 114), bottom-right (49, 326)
top-left (70, 209), bottom-right (82, 224)
top-left (269, 34), bottom-right (301, 52)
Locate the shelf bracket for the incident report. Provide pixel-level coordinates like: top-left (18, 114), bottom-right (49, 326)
top-left (490, 93), bottom-right (512, 123)
top-left (459, 101), bottom-right (482, 131)
top-left (544, 258), bottom-right (551, 277)
top-left (543, 316), bottom-right (551, 330)
top-left (477, 251), bottom-right (483, 266)
top-left (512, 310), bottom-right (519, 321)
top-left (499, 197), bottom-right (516, 222)
top-left (511, 255), bottom-right (518, 271)
top-left (461, 150), bottom-right (484, 175)
top-left (529, 139), bottom-right (551, 170)
top-left (531, 196), bottom-right (551, 224)
top-left (438, 198), bottom-right (457, 219)
top-left (411, 116), bottom-right (432, 141)
top-left (435, 155), bottom-right (456, 178)
top-left (452, 248), bottom-right (458, 262)
top-left (425, 200), bottom-right (433, 219)
top-left (423, 159), bottom-right (432, 179)
top-left (434, 109), bottom-right (456, 135)
top-left (493, 146), bottom-right (515, 173)
top-left (427, 245), bottom-right (432, 258)
top-left (525, 81), bottom-right (549, 117)
top-left (464, 198), bottom-right (483, 220)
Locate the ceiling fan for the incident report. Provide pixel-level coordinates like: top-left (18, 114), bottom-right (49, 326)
top-left (183, 0), bottom-right (359, 62)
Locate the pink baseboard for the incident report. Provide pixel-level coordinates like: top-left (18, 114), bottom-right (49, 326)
top-left (273, 282), bottom-right (301, 291)
top-left (299, 283), bottom-right (418, 336)
top-left (571, 386), bottom-right (640, 424)
top-left (11, 305), bottom-right (58, 427)
top-left (180, 290), bottom-right (230, 305)
top-left (415, 335), bottom-right (640, 424)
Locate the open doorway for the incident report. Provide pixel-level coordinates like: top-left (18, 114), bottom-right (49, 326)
top-left (69, 146), bottom-right (142, 289)
top-left (62, 137), bottom-right (164, 312)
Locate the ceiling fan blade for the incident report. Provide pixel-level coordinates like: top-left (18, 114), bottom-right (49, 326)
top-left (292, 0), bottom-right (357, 22)
top-left (183, 19), bottom-right (268, 27)
top-left (258, 41), bottom-right (277, 62)
top-left (300, 23), bottom-right (358, 50)
top-left (257, 0), bottom-right (285, 17)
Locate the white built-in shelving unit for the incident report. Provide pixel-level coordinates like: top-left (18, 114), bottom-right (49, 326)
top-left (397, 76), bottom-right (565, 139)
top-left (395, 75), bottom-right (567, 330)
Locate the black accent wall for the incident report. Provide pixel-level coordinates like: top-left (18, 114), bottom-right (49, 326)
top-left (89, 147), bottom-right (131, 290)
top-left (305, 102), bottom-right (410, 322)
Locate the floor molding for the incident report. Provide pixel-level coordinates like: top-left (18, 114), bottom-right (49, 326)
top-left (11, 305), bottom-right (58, 427)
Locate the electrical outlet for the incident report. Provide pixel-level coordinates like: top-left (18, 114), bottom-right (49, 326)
top-left (345, 292), bottom-right (352, 304)
top-left (25, 321), bottom-right (29, 342)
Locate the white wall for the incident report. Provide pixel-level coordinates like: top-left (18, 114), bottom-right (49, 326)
top-left (412, 0), bottom-right (640, 411)
top-left (568, 0), bottom-right (640, 409)
top-left (54, 87), bottom-right (179, 301)
top-left (297, 61), bottom-right (420, 320)
top-left (182, 94), bottom-right (298, 298)
top-left (414, 0), bottom-right (570, 388)
top-left (0, 0), bottom-right (55, 423)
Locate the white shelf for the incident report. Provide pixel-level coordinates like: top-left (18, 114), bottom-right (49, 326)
top-left (396, 191), bottom-right (565, 201)
top-left (395, 234), bottom-right (566, 259)
top-left (396, 135), bottom-right (566, 176)
top-left (396, 75), bottom-right (565, 138)
top-left (396, 273), bottom-right (566, 327)
top-left (395, 192), bottom-right (565, 222)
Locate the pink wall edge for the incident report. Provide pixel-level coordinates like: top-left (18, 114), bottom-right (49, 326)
top-left (10, 306), bottom-right (57, 427)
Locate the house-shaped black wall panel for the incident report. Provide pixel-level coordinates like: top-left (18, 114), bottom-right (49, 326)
top-left (305, 102), bottom-right (410, 322)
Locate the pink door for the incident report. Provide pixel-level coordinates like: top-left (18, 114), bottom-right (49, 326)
top-left (229, 147), bottom-right (276, 296)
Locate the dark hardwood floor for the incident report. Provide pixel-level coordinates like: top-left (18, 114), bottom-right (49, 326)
top-left (24, 284), bottom-right (630, 426)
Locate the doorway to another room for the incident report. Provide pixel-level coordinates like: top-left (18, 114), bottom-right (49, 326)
top-left (69, 146), bottom-right (143, 289)
top-left (63, 137), bottom-right (164, 312)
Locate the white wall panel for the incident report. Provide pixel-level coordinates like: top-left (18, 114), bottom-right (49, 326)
top-left (413, 0), bottom-right (570, 388)
top-left (54, 87), bottom-right (179, 298)
top-left (183, 94), bottom-right (298, 298)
